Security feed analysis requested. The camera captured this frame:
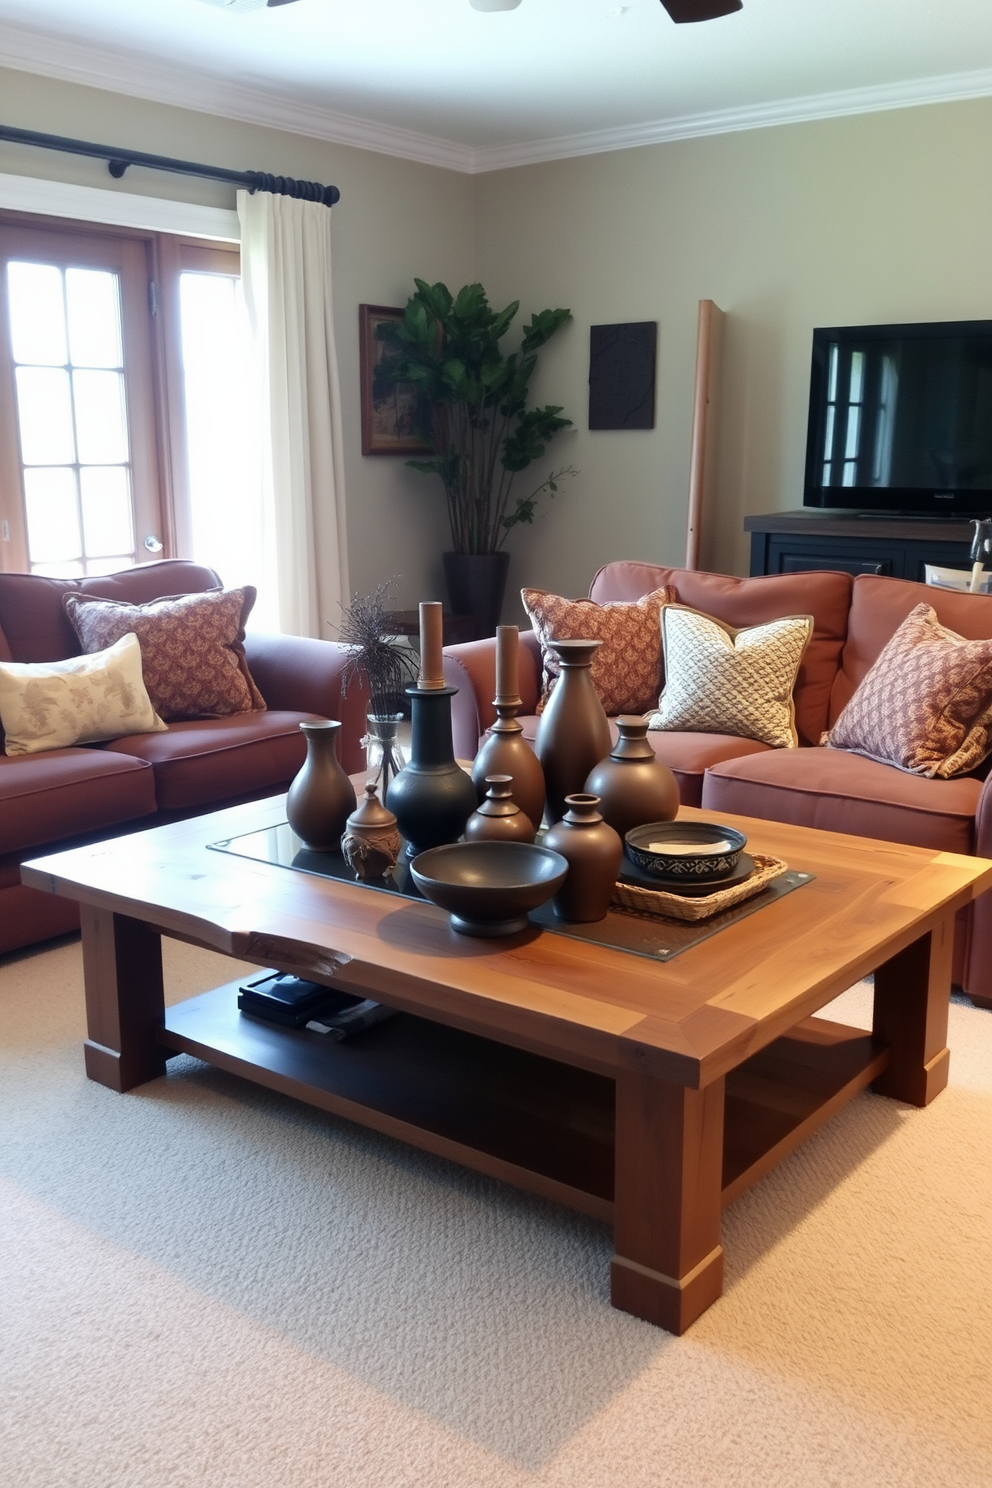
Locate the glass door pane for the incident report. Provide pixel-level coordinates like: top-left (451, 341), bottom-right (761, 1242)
top-left (5, 259), bottom-right (137, 577)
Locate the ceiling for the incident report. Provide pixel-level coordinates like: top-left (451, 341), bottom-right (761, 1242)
top-left (0, 0), bottom-right (991, 172)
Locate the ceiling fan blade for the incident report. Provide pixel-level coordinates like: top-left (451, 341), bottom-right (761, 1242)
top-left (267, 0), bottom-right (301, 7)
top-left (660, 0), bottom-right (742, 21)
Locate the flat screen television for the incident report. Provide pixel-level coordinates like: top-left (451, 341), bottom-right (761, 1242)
top-left (803, 320), bottom-right (992, 517)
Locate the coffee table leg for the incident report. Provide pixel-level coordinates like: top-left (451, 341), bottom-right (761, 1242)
top-left (81, 905), bottom-right (167, 1092)
top-left (611, 1068), bottom-right (725, 1334)
top-left (872, 913), bottom-right (953, 1107)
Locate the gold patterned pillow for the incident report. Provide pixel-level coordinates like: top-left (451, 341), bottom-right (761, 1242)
top-left (647, 604), bottom-right (813, 748)
top-left (823, 602), bottom-right (992, 777)
top-left (521, 585), bottom-right (677, 715)
top-left (63, 587), bottom-right (265, 723)
top-left (0, 633), bottom-right (166, 756)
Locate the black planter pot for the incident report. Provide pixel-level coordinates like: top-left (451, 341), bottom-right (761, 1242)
top-left (442, 551), bottom-right (511, 640)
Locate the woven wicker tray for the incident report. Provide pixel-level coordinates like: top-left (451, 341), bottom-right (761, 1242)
top-left (611, 853), bottom-right (788, 922)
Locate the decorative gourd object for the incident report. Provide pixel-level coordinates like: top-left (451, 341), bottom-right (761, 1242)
top-left (286, 719), bottom-right (357, 851)
top-left (534, 639), bottom-right (611, 824)
top-left (341, 783), bottom-right (402, 881)
top-left (465, 775), bottom-right (535, 843)
top-left (472, 625), bottom-right (546, 828)
top-left (542, 793), bottom-right (623, 923)
top-left (584, 716), bottom-right (680, 841)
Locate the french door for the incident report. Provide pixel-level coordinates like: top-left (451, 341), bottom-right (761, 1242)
top-left (0, 222), bottom-right (166, 576)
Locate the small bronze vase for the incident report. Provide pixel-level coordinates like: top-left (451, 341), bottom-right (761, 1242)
top-left (286, 719), bottom-right (357, 851)
top-left (584, 716), bottom-right (680, 841)
top-left (341, 783), bottom-right (402, 881)
top-left (465, 775), bottom-right (535, 843)
top-left (542, 793), bottom-right (623, 923)
top-left (535, 639), bottom-right (611, 824)
top-left (472, 625), bottom-right (546, 828)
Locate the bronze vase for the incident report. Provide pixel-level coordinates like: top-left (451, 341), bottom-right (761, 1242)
top-left (341, 783), bottom-right (402, 881)
top-left (386, 685), bottom-right (477, 856)
top-left (471, 625), bottom-right (546, 827)
top-left (542, 793), bottom-right (623, 923)
top-left (286, 719), bottom-right (357, 851)
top-left (584, 716), bottom-right (680, 841)
top-left (465, 775), bottom-right (536, 843)
top-left (535, 639), bottom-right (611, 824)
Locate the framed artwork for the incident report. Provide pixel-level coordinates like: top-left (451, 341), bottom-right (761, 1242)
top-left (588, 321), bottom-right (657, 430)
top-left (359, 304), bottom-right (433, 456)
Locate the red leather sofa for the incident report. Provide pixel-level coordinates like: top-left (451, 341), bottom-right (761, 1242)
top-left (0, 560), bottom-right (367, 957)
top-left (443, 560), bottom-right (992, 1008)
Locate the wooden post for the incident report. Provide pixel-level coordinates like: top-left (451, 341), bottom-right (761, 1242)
top-left (684, 299), bottom-right (725, 571)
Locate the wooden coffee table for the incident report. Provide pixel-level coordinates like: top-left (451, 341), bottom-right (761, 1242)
top-left (22, 798), bottom-right (992, 1333)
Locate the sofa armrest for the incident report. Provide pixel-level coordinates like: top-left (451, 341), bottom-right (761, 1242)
top-left (244, 633), bottom-right (369, 773)
top-left (975, 772), bottom-right (992, 859)
top-left (444, 635), bottom-right (542, 759)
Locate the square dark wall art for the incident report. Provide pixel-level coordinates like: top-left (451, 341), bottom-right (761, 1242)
top-left (588, 322), bottom-right (657, 430)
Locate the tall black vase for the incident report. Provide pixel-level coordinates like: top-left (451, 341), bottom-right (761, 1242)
top-left (385, 685), bottom-right (477, 856)
top-left (442, 551), bottom-right (510, 639)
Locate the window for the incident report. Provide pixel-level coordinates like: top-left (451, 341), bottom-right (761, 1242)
top-left (0, 215), bottom-right (246, 585)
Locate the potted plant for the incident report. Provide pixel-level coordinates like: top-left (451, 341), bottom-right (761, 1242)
top-left (376, 279), bottom-right (575, 635)
top-left (336, 582), bottom-right (417, 794)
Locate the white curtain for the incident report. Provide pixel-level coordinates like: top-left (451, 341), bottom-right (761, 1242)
top-left (237, 190), bottom-right (349, 637)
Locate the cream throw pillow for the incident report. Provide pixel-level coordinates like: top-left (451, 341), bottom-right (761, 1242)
top-left (647, 604), bottom-right (813, 748)
top-left (0, 633), bottom-right (166, 756)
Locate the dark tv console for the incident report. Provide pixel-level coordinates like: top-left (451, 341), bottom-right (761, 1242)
top-left (744, 510), bottom-right (977, 580)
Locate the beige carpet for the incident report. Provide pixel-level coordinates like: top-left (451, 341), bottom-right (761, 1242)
top-left (1, 936), bottom-right (991, 1488)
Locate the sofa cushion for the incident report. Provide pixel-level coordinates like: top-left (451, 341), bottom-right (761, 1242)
top-left (0, 747), bottom-right (156, 855)
top-left (105, 711), bottom-right (314, 813)
top-left (825, 602), bottom-right (992, 778)
top-left (648, 605), bottom-right (812, 749)
top-left (589, 564), bottom-right (851, 747)
top-left (0, 561), bottom-right (223, 664)
top-left (702, 748), bottom-right (982, 855)
top-left (517, 712), bottom-right (771, 808)
top-left (830, 573), bottom-right (992, 724)
top-left (521, 584), bottom-right (676, 714)
top-left (65, 587), bottom-right (265, 722)
top-left (0, 634), bottom-right (166, 756)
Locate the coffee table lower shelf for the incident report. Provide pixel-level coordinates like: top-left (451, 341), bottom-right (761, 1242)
top-left (158, 981), bottom-right (889, 1223)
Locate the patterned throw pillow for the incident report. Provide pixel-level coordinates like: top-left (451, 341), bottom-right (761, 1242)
top-left (0, 633), bottom-right (166, 756)
top-left (823, 602), bottom-right (992, 778)
top-left (521, 585), bottom-right (677, 715)
top-left (647, 604), bottom-right (813, 748)
top-left (63, 587), bottom-right (265, 723)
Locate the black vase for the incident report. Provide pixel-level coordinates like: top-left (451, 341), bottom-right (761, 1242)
top-left (442, 551), bottom-right (511, 639)
top-left (385, 685), bottom-right (477, 856)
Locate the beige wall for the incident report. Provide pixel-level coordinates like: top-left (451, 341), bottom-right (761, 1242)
top-left (474, 98), bottom-right (992, 600)
top-left (4, 67), bottom-right (992, 617)
top-left (0, 66), bottom-right (476, 615)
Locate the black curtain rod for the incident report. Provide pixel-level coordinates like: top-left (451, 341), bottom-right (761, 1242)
top-left (0, 123), bottom-right (340, 207)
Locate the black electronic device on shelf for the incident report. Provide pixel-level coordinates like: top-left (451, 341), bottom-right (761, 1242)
top-left (237, 972), bottom-right (396, 1040)
top-left (803, 320), bottom-right (992, 519)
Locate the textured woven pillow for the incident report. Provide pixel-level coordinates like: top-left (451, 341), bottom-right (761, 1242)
top-left (823, 602), bottom-right (992, 778)
top-left (521, 585), bottom-right (677, 715)
top-left (0, 633), bottom-right (166, 756)
top-left (647, 604), bottom-right (813, 748)
top-left (63, 586), bottom-right (265, 723)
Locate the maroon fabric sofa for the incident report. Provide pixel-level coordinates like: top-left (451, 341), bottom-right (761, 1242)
top-left (0, 560), bottom-right (367, 957)
top-left (443, 560), bottom-right (992, 1008)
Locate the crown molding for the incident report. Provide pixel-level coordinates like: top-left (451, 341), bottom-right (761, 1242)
top-left (2, 20), bottom-right (992, 179)
top-left (0, 22), bottom-right (475, 174)
top-left (472, 67), bottom-right (992, 172)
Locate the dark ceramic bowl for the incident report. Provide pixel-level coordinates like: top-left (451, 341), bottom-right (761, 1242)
top-left (623, 820), bottom-right (748, 883)
top-left (410, 841), bottom-right (568, 937)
